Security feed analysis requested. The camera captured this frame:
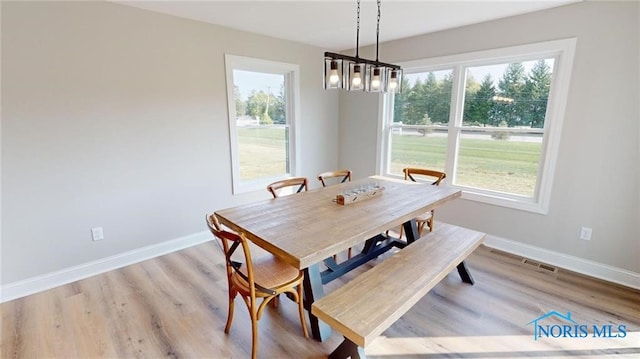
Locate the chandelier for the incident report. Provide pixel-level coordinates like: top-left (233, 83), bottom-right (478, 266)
top-left (323, 0), bottom-right (402, 93)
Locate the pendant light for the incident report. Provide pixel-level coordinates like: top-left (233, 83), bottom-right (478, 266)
top-left (323, 0), bottom-right (402, 93)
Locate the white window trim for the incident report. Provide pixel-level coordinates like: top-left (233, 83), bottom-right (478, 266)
top-left (224, 54), bottom-right (301, 195)
top-left (378, 38), bottom-right (577, 214)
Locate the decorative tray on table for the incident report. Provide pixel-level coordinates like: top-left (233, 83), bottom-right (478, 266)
top-left (335, 183), bottom-right (385, 205)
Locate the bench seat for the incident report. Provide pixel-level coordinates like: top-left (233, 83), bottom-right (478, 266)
top-left (311, 222), bottom-right (486, 358)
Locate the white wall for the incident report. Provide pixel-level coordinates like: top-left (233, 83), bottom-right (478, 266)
top-left (1, 1), bottom-right (339, 285)
top-left (340, 1), bottom-right (639, 273)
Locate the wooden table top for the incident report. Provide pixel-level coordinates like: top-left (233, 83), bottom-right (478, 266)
top-left (215, 176), bottom-right (461, 269)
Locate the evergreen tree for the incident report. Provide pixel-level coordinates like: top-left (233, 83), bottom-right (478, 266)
top-left (523, 60), bottom-right (552, 128)
top-left (464, 74), bottom-right (495, 126)
top-left (392, 77), bottom-right (411, 123)
top-left (432, 73), bottom-right (452, 124)
top-left (405, 78), bottom-right (426, 125)
top-left (497, 63), bottom-right (526, 126)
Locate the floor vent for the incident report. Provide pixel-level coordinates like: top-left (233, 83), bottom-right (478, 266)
top-left (521, 258), bottom-right (558, 273)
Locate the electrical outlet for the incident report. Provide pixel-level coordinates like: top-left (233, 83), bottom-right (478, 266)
top-left (579, 226), bottom-right (592, 241)
top-left (91, 227), bottom-right (104, 241)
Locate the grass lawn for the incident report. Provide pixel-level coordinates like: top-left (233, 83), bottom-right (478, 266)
top-left (237, 127), bottom-right (542, 197)
top-left (237, 127), bottom-right (288, 181)
top-left (390, 134), bottom-right (541, 196)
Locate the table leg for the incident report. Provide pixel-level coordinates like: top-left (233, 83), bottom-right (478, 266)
top-left (403, 219), bottom-right (420, 244)
top-left (329, 338), bottom-right (366, 359)
top-left (303, 263), bottom-right (332, 341)
top-left (457, 261), bottom-right (475, 284)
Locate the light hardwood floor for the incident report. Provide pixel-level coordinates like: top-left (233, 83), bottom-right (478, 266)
top-left (2, 241), bottom-right (639, 358)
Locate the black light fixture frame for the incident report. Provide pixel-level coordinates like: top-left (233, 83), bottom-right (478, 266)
top-left (323, 52), bottom-right (401, 71)
top-left (323, 0), bottom-right (402, 93)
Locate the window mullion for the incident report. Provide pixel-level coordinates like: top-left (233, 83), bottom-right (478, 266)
top-left (446, 65), bottom-right (466, 183)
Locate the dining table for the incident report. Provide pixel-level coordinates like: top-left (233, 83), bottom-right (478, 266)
top-left (214, 175), bottom-right (464, 341)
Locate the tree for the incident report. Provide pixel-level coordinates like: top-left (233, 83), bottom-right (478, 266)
top-left (464, 74), bottom-right (496, 126)
top-left (234, 85), bottom-right (246, 117)
top-left (431, 73), bottom-right (452, 124)
top-left (245, 89), bottom-right (279, 125)
top-left (392, 77), bottom-right (411, 123)
top-left (271, 84), bottom-right (286, 124)
top-left (404, 78), bottom-right (426, 125)
top-left (403, 72), bottom-right (452, 125)
top-left (417, 112), bottom-right (433, 136)
top-left (496, 63), bottom-right (526, 126)
top-left (522, 60), bottom-right (552, 128)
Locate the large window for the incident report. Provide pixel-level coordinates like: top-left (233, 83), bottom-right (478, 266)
top-left (380, 39), bottom-right (576, 213)
top-left (225, 55), bottom-right (300, 194)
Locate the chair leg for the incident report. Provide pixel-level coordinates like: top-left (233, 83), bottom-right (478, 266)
top-left (417, 221), bottom-right (424, 236)
top-left (347, 247), bottom-right (352, 259)
top-left (250, 302), bottom-right (259, 359)
top-left (429, 211), bottom-right (435, 232)
top-left (224, 291), bottom-right (236, 333)
top-left (297, 284), bottom-right (309, 338)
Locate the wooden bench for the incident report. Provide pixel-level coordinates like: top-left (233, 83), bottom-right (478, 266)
top-left (311, 223), bottom-right (486, 359)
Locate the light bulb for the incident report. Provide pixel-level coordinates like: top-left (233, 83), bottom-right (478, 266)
top-left (352, 65), bottom-right (362, 87)
top-left (329, 61), bottom-right (340, 86)
top-left (388, 70), bottom-right (398, 90)
top-left (371, 68), bottom-right (381, 90)
top-left (329, 70), bottom-right (339, 85)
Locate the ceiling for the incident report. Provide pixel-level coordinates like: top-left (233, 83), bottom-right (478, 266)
top-left (114, 0), bottom-right (580, 51)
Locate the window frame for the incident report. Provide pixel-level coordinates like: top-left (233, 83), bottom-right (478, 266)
top-left (224, 54), bottom-right (301, 195)
top-left (378, 38), bottom-right (576, 214)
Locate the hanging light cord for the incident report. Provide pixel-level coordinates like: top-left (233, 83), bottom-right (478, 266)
top-left (355, 0), bottom-right (361, 59)
top-left (376, 0), bottom-right (381, 62)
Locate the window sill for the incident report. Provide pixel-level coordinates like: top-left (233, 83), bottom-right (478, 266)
top-left (460, 188), bottom-right (548, 215)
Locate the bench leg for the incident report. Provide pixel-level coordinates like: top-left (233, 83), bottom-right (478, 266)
top-left (457, 260), bottom-right (475, 284)
top-left (303, 263), bottom-right (332, 341)
top-left (329, 338), bottom-right (366, 359)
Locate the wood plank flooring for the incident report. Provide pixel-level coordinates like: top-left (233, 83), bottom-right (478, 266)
top-left (2, 241), bottom-right (639, 358)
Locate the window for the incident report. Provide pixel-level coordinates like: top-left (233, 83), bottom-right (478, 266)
top-left (225, 55), bottom-right (300, 194)
top-left (379, 39), bottom-right (576, 213)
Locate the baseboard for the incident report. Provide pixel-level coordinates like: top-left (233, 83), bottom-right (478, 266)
top-left (0, 231), bottom-right (211, 303)
top-left (484, 235), bottom-right (640, 290)
top-left (3, 232), bottom-right (637, 303)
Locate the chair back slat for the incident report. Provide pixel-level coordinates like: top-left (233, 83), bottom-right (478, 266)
top-left (403, 168), bottom-right (446, 186)
top-left (317, 169), bottom-right (352, 187)
top-left (267, 177), bottom-right (309, 198)
top-left (206, 214), bottom-right (260, 296)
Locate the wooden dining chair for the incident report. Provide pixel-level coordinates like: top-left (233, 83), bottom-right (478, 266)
top-left (403, 167), bottom-right (447, 235)
top-left (266, 177), bottom-right (308, 198)
top-left (317, 169), bottom-right (352, 187)
top-left (206, 214), bottom-right (308, 359)
top-left (317, 169), bottom-right (353, 261)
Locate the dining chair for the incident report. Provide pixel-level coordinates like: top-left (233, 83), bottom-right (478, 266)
top-left (206, 214), bottom-right (308, 359)
top-left (317, 169), bottom-right (353, 261)
top-left (266, 177), bottom-right (308, 198)
top-left (403, 167), bottom-right (447, 235)
top-left (317, 169), bottom-right (352, 187)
